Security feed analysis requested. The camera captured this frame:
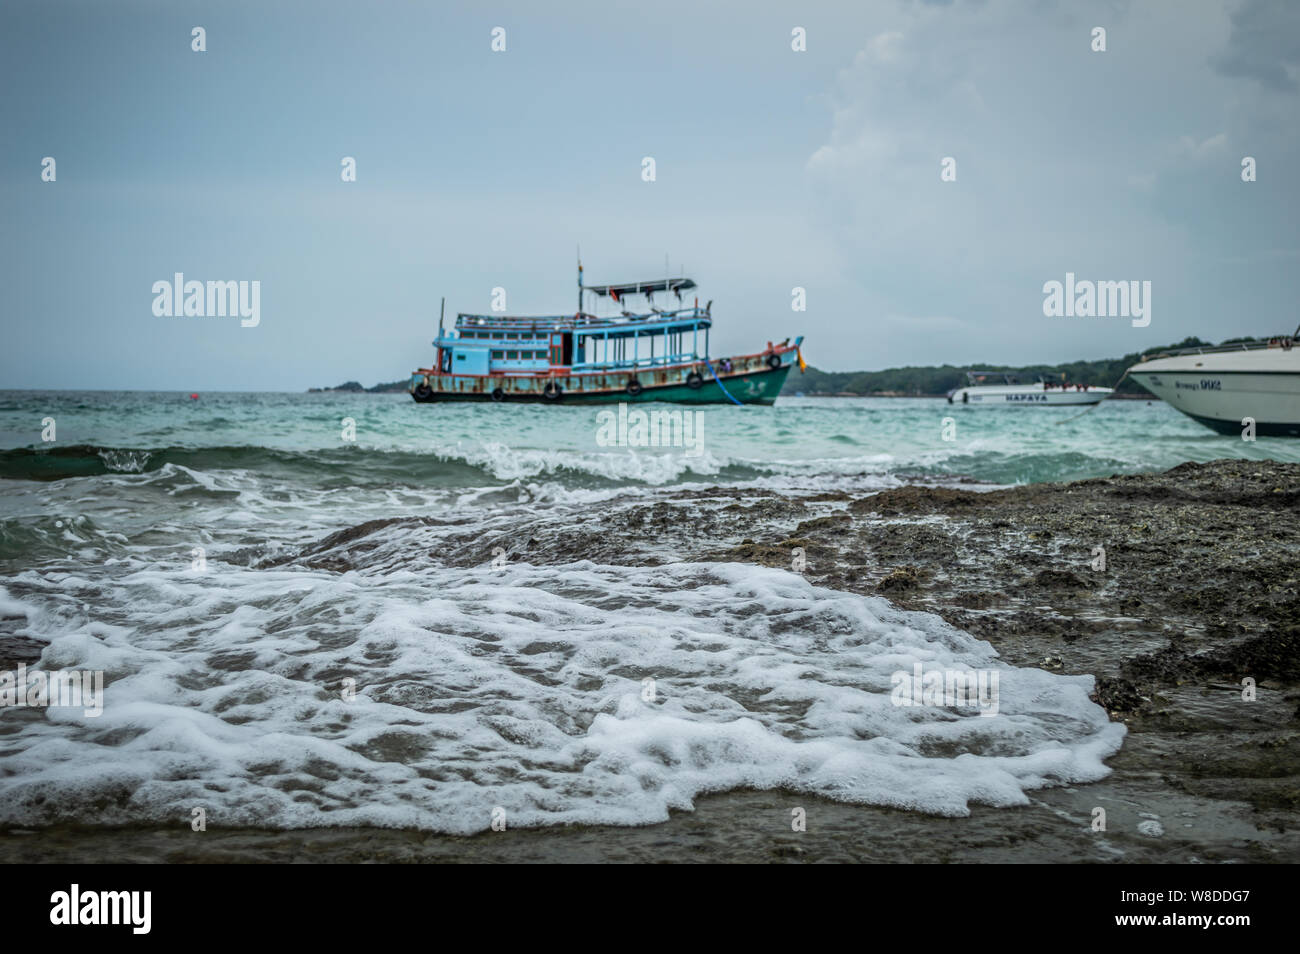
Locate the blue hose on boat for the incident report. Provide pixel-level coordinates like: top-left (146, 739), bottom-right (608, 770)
top-left (704, 359), bottom-right (746, 406)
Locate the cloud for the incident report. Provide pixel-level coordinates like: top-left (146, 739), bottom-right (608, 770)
top-left (1213, 0), bottom-right (1300, 91)
top-left (1174, 132), bottom-right (1228, 159)
top-left (796, 0), bottom-right (1300, 368)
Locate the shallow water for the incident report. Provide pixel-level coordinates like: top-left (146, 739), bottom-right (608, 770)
top-left (0, 391), bottom-right (1295, 841)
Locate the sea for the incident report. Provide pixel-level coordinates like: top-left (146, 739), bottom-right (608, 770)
top-left (1, 391), bottom-right (1297, 837)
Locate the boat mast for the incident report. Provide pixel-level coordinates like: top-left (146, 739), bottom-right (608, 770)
top-left (577, 250), bottom-right (583, 316)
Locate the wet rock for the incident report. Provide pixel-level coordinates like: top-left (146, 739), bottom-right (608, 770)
top-left (878, 566), bottom-right (923, 592)
top-left (1029, 568), bottom-right (1088, 589)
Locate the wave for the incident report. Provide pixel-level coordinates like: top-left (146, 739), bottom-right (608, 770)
top-left (0, 440), bottom-right (1150, 494)
top-left (0, 443), bottom-right (771, 489)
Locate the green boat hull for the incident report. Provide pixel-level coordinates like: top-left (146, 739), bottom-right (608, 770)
top-left (411, 362), bottom-right (794, 406)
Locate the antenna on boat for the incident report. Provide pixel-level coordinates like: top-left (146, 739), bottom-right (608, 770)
top-left (577, 247), bottom-right (583, 316)
top-left (438, 297), bottom-right (445, 336)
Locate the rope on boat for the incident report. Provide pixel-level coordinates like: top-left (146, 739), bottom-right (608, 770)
top-left (1056, 369), bottom-right (1130, 424)
top-left (705, 359), bottom-right (746, 406)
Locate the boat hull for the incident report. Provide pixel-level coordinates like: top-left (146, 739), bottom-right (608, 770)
top-left (410, 351), bottom-right (796, 405)
top-left (948, 385), bottom-right (1112, 406)
top-left (1128, 348), bottom-right (1300, 436)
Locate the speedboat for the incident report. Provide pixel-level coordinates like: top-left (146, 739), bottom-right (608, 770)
top-left (947, 371), bottom-right (1112, 406)
top-left (1127, 330), bottom-right (1300, 436)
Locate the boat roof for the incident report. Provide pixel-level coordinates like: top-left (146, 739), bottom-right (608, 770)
top-left (451, 308), bottom-right (710, 337)
top-left (584, 278), bottom-right (696, 298)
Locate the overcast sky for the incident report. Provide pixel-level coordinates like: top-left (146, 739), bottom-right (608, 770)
top-left (2, 0), bottom-right (1297, 390)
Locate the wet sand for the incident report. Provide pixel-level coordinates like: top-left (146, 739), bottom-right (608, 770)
top-left (4, 458), bottom-right (1297, 862)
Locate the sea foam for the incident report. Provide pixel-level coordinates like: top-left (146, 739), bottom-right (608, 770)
top-left (0, 562), bottom-right (1124, 831)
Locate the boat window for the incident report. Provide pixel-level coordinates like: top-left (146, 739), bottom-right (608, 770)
top-left (506, 351), bottom-right (519, 359)
top-left (506, 333), bottom-right (519, 341)
top-left (491, 350), bottom-right (504, 359)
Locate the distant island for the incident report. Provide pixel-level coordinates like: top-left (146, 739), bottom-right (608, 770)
top-left (781, 336), bottom-right (1263, 397)
top-left (308, 380), bottom-right (408, 393)
top-left (310, 335), bottom-right (1262, 398)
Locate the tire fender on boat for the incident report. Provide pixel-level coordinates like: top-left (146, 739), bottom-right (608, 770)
top-left (413, 383), bottom-right (433, 401)
top-left (626, 378), bottom-right (643, 396)
top-left (491, 387), bottom-right (505, 402)
top-left (543, 381), bottom-right (563, 401)
top-left (685, 371), bottom-right (703, 389)
top-left (766, 354), bottom-right (782, 370)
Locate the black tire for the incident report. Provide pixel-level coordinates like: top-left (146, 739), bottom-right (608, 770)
top-left (413, 384), bottom-right (433, 401)
top-left (685, 371), bottom-right (703, 389)
top-left (766, 354), bottom-right (782, 370)
top-left (491, 388), bottom-right (505, 402)
top-left (626, 379), bottom-right (643, 396)
top-left (962, 391), bottom-right (969, 404)
top-left (947, 395), bottom-right (953, 404)
top-left (543, 382), bottom-right (562, 401)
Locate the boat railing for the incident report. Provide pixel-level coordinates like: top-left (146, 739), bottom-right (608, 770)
top-left (455, 306), bottom-right (709, 332)
top-left (572, 351), bottom-right (703, 372)
top-left (1141, 335), bottom-right (1295, 360)
top-left (965, 371), bottom-right (1026, 385)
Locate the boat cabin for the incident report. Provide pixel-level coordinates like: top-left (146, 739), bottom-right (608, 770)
top-left (431, 273), bottom-right (713, 377)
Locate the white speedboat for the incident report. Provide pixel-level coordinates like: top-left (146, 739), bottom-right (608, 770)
top-left (1127, 331), bottom-right (1300, 436)
top-left (947, 371), bottom-right (1112, 406)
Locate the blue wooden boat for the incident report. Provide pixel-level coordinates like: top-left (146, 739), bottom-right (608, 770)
top-left (409, 264), bottom-right (805, 405)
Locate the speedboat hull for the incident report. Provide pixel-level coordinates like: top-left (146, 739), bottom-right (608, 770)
top-left (947, 384), bottom-right (1112, 406)
top-left (1128, 346), bottom-right (1300, 436)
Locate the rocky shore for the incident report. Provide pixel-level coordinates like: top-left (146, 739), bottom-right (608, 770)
top-left (4, 458), bottom-right (1297, 863)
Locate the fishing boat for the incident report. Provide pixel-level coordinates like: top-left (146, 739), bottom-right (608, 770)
top-left (947, 371), bottom-right (1112, 406)
top-left (1127, 330), bottom-right (1300, 436)
top-left (409, 264), bottom-right (805, 405)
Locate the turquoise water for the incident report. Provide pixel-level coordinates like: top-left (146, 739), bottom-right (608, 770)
top-left (2, 391), bottom-right (1296, 493)
top-left (0, 390), bottom-right (1293, 833)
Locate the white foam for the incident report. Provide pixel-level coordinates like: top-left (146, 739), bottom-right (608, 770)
top-left (0, 560), bottom-right (1125, 832)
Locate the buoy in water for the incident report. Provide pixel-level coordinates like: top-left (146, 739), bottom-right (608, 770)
top-left (189, 393), bottom-right (199, 400)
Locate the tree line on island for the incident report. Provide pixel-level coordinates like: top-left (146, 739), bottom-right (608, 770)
top-left (782, 336), bottom-right (1265, 397)
top-left (308, 380), bottom-right (408, 393)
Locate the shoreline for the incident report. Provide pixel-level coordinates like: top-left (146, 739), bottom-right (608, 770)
top-left (3, 458), bottom-right (1297, 863)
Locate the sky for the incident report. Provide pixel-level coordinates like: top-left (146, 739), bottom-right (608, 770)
top-left (1, 0), bottom-right (1297, 390)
